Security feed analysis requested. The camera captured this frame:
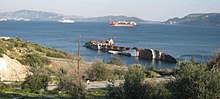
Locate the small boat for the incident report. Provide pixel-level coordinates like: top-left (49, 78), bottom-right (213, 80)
top-left (58, 19), bottom-right (75, 23)
top-left (110, 21), bottom-right (137, 26)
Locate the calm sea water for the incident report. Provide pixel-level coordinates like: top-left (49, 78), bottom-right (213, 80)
top-left (0, 21), bottom-right (220, 69)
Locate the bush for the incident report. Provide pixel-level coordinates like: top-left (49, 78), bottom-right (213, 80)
top-left (144, 81), bottom-right (171, 99)
top-left (0, 48), bottom-right (5, 54)
top-left (107, 84), bottom-right (125, 99)
top-left (58, 75), bottom-right (86, 98)
top-left (208, 51), bottom-right (220, 70)
top-left (87, 62), bottom-right (113, 81)
top-left (108, 64), bottom-right (146, 99)
top-left (35, 46), bottom-right (45, 53)
top-left (46, 52), bottom-right (65, 58)
top-left (144, 71), bottom-right (160, 78)
top-left (0, 47), bottom-right (6, 57)
top-left (22, 69), bottom-right (51, 93)
top-left (123, 64), bottom-right (146, 99)
top-left (113, 69), bottom-right (126, 80)
top-left (108, 57), bottom-right (124, 66)
top-left (168, 61), bottom-right (220, 99)
top-left (0, 83), bottom-right (8, 92)
top-left (19, 54), bottom-right (51, 67)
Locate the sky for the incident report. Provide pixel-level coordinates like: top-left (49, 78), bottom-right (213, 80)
top-left (0, 0), bottom-right (220, 21)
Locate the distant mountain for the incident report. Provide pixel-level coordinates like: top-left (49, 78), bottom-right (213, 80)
top-left (0, 10), bottom-right (83, 21)
top-left (78, 15), bottom-right (152, 23)
top-left (0, 10), bottom-right (155, 23)
top-left (0, 10), bottom-right (63, 21)
top-left (163, 13), bottom-right (220, 26)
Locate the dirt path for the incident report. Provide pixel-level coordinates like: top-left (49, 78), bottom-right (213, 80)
top-left (47, 77), bottom-right (173, 90)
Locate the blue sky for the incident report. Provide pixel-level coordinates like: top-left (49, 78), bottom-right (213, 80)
top-left (0, 0), bottom-right (220, 21)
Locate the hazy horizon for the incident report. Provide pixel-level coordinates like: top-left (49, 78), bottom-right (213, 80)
top-left (1, 0), bottom-right (220, 21)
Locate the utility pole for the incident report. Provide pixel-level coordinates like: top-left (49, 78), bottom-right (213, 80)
top-left (77, 34), bottom-right (80, 74)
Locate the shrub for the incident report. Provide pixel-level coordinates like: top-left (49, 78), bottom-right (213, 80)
top-left (87, 62), bottom-right (113, 81)
top-left (22, 69), bottom-right (51, 93)
top-left (21, 43), bottom-right (28, 47)
top-left (35, 46), bottom-right (45, 53)
top-left (113, 69), bottom-right (126, 80)
top-left (58, 75), bottom-right (86, 98)
top-left (108, 64), bottom-right (146, 99)
top-left (108, 57), bottom-right (124, 66)
top-left (19, 54), bottom-right (50, 67)
top-left (0, 48), bottom-right (6, 57)
top-left (144, 71), bottom-right (160, 78)
top-left (208, 51), bottom-right (220, 70)
top-left (144, 81), bottom-right (171, 99)
top-left (46, 52), bottom-right (65, 58)
top-left (0, 83), bottom-right (8, 92)
top-left (168, 61), bottom-right (220, 99)
top-left (107, 84), bottom-right (125, 99)
top-left (123, 64), bottom-right (146, 99)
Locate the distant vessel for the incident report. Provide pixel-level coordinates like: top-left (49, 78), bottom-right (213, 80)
top-left (0, 18), bottom-right (7, 21)
top-left (58, 19), bottom-right (75, 23)
top-left (110, 21), bottom-right (137, 26)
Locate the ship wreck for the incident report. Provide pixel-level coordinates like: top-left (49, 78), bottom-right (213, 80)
top-left (84, 39), bottom-right (177, 63)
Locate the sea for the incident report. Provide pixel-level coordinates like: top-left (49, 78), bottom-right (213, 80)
top-left (0, 21), bottom-right (220, 69)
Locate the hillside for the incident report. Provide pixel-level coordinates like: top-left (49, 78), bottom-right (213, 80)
top-left (163, 13), bottom-right (220, 26)
top-left (0, 10), bottom-right (150, 23)
top-left (0, 37), bottom-right (77, 81)
top-left (0, 37), bottom-right (125, 82)
top-left (78, 15), bottom-right (153, 23)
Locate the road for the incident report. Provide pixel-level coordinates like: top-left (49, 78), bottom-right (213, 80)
top-left (47, 77), bottom-right (173, 90)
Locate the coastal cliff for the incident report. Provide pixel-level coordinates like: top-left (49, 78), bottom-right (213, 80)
top-left (163, 13), bottom-right (220, 26)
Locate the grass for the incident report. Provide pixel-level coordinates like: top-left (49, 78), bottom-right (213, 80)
top-left (86, 88), bottom-right (108, 98)
top-left (0, 87), bottom-right (108, 99)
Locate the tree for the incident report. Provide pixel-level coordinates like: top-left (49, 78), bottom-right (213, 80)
top-left (108, 57), bottom-right (124, 66)
top-left (168, 61), bottom-right (220, 99)
top-left (87, 62), bottom-right (113, 81)
top-left (58, 75), bottom-right (86, 98)
top-left (123, 64), bottom-right (146, 99)
top-left (208, 51), bottom-right (220, 71)
top-left (144, 81), bottom-right (171, 99)
top-left (22, 68), bottom-right (51, 93)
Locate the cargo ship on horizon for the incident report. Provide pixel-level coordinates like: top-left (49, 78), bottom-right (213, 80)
top-left (110, 21), bottom-right (137, 26)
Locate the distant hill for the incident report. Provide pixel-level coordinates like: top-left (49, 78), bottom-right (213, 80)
top-left (0, 10), bottom-right (153, 23)
top-left (0, 10), bottom-right (64, 21)
top-left (163, 13), bottom-right (220, 26)
top-left (78, 15), bottom-right (152, 23)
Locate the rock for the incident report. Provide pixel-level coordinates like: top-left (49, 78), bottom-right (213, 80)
top-left (0, 54), bottom-right (28, 81)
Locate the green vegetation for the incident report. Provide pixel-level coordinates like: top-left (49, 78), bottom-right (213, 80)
top-left (46, 51), bottom-right (66, 58)
top-left (0, 37), bottom-right (71, 60)
top-left (57, 75), bottom-right (86, 98)
top-left (87, 62), bottom-right (113, 81)
top-left (0, 48), bottom-right (5, 57)
top-left (18, 54), bottom-right (51, 67)
top-left (168, 61), bottom-right (220, 98)
top-left (144, 81), bottom-right (171, 99)
top-left (1, 37), bottom-right (220, 98)
top-left (108, 64), bottom-right (147, 99)
top-left (108, 52), bottom-right (220, 99)
top-left (22, 68), bottom-right (51, 93)
top-left (123, 64), bottom-right (146, 99)
top-left (108, 57), bottom-right (124, 66)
